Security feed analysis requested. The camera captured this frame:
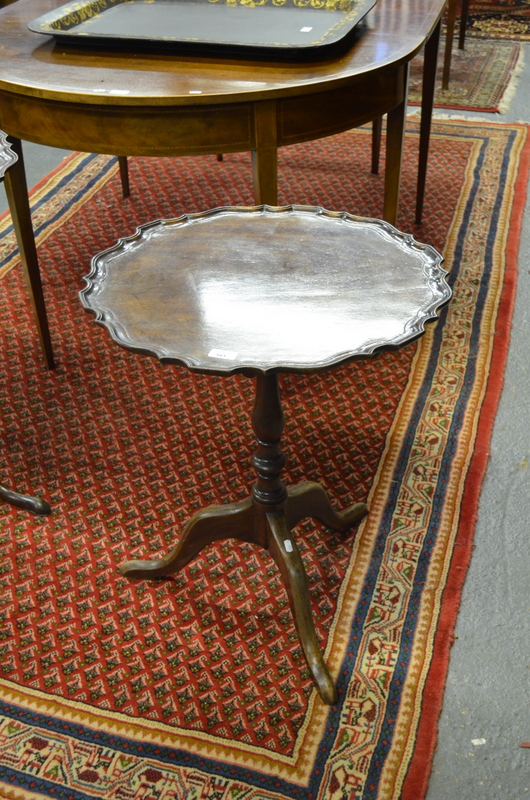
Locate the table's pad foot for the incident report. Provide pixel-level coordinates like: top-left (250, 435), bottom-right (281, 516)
top-left (0, 483), bottom-right (51, 516)
top-left (286, 481), bottom-right (368, 532)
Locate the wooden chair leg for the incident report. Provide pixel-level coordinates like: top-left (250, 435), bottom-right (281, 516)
top-left (442, 0), bottom-right (458, 89)
top-left (459, 0), bottom-right (470, 49)
top-left (3, 137), bottom-right (55, 369)
top-left (118, 155), bottom-right (130, 198)
top-left (371, 117), bottom-right (383, 175)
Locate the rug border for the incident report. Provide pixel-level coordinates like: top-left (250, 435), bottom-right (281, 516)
top-left (407, 39), bottom-right (523, 113)
top-left (0, 150), bottom-right (81, 228)
top-left (400, 121), bottom-right (530, 799)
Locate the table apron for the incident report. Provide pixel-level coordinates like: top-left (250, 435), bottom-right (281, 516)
top-left (0, 68), bottom-right (406, 157)
top-left (277, 66), bottom-right (406, 146)
top-left (0, 91), bottom-right (254, 156)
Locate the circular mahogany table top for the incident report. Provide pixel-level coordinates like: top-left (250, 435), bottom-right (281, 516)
top-left (1, 0), bottom-right (444, 107)
top-left (80, 205), bottom-right (451, 375)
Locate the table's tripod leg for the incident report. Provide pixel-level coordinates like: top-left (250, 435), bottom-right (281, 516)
top-left (119, 497), bottom-right (255, 578)
top-left (286, 481), bottom-right (368, 531)
top-left (0, 483), bottom-right (51, 516)
top-left (267, 510), bottom-right (337, 704)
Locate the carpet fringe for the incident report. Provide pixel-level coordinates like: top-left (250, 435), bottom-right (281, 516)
top-left (407, 109), bottom-right (495, 121)
top-left (498, 42), bottom-right (525, 113)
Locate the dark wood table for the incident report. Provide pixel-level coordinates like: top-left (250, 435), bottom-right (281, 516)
top-left (0, 0), bottom-right (445, 370)
top-left (80, 204), bottom-right (451, 704)
top-left (0, 132), bottom-right (51, 515)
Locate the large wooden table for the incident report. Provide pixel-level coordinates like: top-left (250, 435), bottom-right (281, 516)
top-left (0, 0), bottom-right (445, 369)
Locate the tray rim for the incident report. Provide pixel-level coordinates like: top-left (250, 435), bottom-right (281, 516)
top-left (27, 0), bottom-right (377, 54)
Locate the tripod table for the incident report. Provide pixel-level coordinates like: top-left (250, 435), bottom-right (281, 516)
top-left (80, 205), bottom-right (450, 703)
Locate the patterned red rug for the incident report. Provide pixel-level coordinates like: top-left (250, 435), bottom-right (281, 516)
top-left (408, 38), bottom-right (522, 112)
top-left (0, 119), bottom-right (528, 800)
top-left (457, 0), bottom-right (530, 40)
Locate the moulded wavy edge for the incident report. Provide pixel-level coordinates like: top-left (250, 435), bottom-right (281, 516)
top-left (0, 131), bottom-right (18, 180)
top-left (79, 204), bottom-right (452, 376)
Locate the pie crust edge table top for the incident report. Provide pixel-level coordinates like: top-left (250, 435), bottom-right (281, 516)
top-left (0, 130), bottom-right (17, 179)
top-left (80, 204), bottom-right (451, 375)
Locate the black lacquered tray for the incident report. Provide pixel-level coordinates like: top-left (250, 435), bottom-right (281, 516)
top-left (28, 0), bottom-right (376, 58)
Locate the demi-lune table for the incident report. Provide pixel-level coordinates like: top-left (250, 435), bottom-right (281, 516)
top-left (0, 0), bottom-right (444, 369)
top-left (80, 204), bottom-right (450, 703)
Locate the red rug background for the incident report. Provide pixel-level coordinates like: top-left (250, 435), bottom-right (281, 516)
top-left (0, 120), bottom-right (528, 799)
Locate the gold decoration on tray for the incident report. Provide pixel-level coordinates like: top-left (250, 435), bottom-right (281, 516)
top-left (29, 0), bottom-right (374, 54)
